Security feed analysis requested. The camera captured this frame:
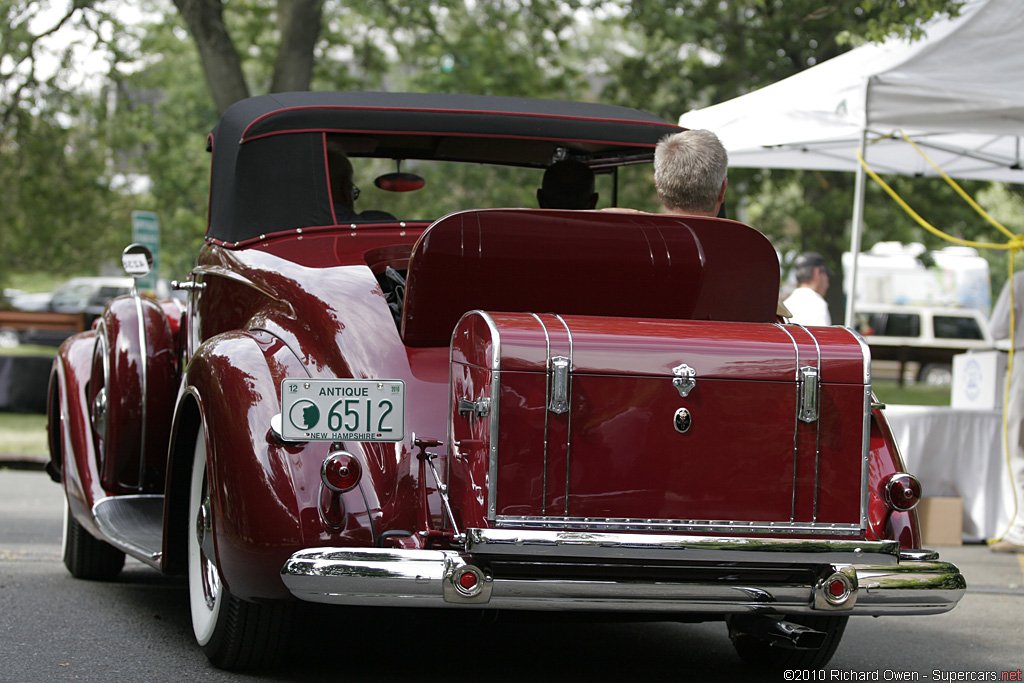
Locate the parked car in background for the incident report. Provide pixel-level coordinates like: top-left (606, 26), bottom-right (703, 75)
top-left (854, 304), bottom-right (994, 385)
top-left (48, 277), bottom-right (143, 327)
top-left (3, 278), bottom-right (172, 347)
top-left (47, 91), bottom-right (964, 671)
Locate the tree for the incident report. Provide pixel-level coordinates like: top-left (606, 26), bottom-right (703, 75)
top-left (598, 0), bottom-right (990, 320)
top-left (1, 1), bottom-right (137, 280)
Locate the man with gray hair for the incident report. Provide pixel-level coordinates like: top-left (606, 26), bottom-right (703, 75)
top-left (654, 129), bottom-right (729, 217)
top-left (652, 128), bottom-right (792, 319)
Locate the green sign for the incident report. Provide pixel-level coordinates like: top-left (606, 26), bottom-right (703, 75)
top-left (131, 211), bottom-right (160, 292)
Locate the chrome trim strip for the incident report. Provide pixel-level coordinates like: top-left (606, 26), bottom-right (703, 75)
top-left (93, 322), bottom-right (110, 475)
top-left (849, 327), bottom-right (874, 532)
top-left (842, 326), bottom-right (874, 531)
top-left (806, 329), bottom-right (823, 522)
top-left (446, 319), bottom-right (458, 508)
top-left (490, 517), bottom-right (864, 538)
top-left (529, 312), bottom-right (551, 516)
top-left (191, 265), bottom-right (296, 318)
top-left (134, 291), bottom-right (148, 491)
top-left (472, 527), bottom-right (897, 557)
top-left (553, 314), bottom-right (574, 517)
top-left (774, 323), bottom-right (801, 523)
top-left (847, 326), bottom-right (873, 387)
top-left (280, 546), bottom-right (965, 617)
top-left (478, 311), bottom-right (502, 522)
top-left (861, 385), bottom-right (872, 531)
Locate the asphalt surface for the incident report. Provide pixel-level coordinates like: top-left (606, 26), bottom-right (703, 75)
top-left (2, 457), bottom-right (1022, 682)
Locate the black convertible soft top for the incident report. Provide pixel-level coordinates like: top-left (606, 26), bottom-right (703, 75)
top-left (207, 91), bottom-right (684, 245)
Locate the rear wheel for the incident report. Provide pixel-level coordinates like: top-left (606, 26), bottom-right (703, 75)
top-left (728, 615), bottom-right (848, 669)
top-left (62, 501), bottom-right (125, 580)
top-left (186, 430), bottom-right (292, 670)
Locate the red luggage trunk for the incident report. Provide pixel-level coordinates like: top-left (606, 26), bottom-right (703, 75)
top-left (449, 311), bottom-right (870, 538)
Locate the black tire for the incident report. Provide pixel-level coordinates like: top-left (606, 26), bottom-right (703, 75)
top-left (62, 502), bottom-right (125, 580)
top-left (187, 430), bottom-right (292, 670)
top-left (728, 615), bottom-right (848, 669)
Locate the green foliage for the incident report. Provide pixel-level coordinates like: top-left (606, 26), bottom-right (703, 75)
top-left (3, 0), bottom-right (994, 302)
top-left (107, 10), bottom-right (218, 277)
top-left (599, 0), bottom-right (964, 121)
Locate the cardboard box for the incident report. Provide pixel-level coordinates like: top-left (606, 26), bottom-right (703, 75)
top-left (951, 350), bottom-right (1007, 410)
top-left (917, 496), bottom-right (963, 546)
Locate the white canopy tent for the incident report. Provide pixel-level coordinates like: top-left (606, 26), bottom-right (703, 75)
top-left (677, 0), bottom-right (1024, 326)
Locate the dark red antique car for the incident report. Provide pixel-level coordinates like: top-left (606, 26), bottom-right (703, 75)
top-left (47, 92), bottom-right (964, 670)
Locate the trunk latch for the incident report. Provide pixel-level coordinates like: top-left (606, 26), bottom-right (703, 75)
top-left (799, 365), bottom-right (820, 423)
top-left (548, 356), bottom-right (570, 414)
top-left (672, 363), bottom-right (697, 397)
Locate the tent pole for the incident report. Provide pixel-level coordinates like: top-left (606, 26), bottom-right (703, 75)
top-left (845, 127), bottom-right (869, 328)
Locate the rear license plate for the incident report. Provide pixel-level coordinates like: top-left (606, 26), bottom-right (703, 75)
top-left (280, 379), bottom-right (405, 442)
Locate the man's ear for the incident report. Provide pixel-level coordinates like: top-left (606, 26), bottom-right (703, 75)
top-left (718, 177), bottom-right (728, 204)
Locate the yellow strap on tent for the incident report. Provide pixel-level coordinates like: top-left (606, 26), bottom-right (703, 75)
top-left (856, 131), bottom-right (1021, 545)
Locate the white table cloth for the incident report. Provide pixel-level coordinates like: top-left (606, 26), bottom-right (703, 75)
top-left (883, 405), bottom-right (1015, 541)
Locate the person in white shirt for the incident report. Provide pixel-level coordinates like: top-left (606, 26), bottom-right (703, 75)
top-left (988, 271), bottom-right (1024, 553)
top-left (784, 252), bottom-right (832, 326)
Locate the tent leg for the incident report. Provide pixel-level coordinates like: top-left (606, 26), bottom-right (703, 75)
top-left (844, 129), bottom-right (869, 329)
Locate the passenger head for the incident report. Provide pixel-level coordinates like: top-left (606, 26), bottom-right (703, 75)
top-left (653, 129), bottom-right (728, 217)
top-left (326, 137), bottom-right (358, 210)
top-left (537, 159), bottom-right (598, 210)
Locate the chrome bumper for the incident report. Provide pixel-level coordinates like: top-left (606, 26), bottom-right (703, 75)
top-left (280, 533), bottom-right (966, 617)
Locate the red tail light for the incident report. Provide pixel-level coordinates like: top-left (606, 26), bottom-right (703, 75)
top-left (883, 472), bottom-right (922, 512)
top-left (322, 451), bottom-right (362, 493)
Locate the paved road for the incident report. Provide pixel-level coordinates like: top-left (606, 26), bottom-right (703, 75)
top-left (1, 467), bottom-right (1022, 682)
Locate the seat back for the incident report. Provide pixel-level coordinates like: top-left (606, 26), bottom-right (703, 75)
top-left (400, 209), bottom-right (779, 347)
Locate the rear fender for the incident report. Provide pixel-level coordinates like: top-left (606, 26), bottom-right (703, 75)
top-left (867, 407), bottom-right (922, 548)
top-left (91, 295), bottom-right (179, 494)
top-left (166, 329), bottom-right (375, 600)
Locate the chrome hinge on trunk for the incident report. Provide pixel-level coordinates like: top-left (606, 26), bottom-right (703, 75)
top-left (799, 366), bottom-right (820, 423)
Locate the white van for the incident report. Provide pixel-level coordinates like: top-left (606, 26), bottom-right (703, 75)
top-left (854, 304), bottom-right (994, 385)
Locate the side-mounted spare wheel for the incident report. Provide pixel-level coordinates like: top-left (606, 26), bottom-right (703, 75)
top-left (186, 428), bottom-right (293, 670)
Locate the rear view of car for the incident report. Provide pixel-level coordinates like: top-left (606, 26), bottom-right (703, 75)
top-left (46, 92), bottom-right (964, 671)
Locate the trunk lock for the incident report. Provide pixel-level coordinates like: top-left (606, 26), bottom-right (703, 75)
top-left (673, 407), bottom-right (693, 433)
top-left (672, 363), bottom-right (696, 397)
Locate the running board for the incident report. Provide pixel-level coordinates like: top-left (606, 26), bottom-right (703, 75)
top-left (92, 495), bottom-right (165, 568)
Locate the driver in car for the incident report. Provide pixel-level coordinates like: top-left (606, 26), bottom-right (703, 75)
top-left (326, 140), bottom-right (397, 223)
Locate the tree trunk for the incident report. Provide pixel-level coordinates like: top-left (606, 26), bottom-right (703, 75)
top-left (271, 0), bottom-right (324, 93)
top-left (172, 0), bottom-right (250, 115)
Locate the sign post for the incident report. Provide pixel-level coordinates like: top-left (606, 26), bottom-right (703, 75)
top-left (131, 211), bottom-right (160, 293)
